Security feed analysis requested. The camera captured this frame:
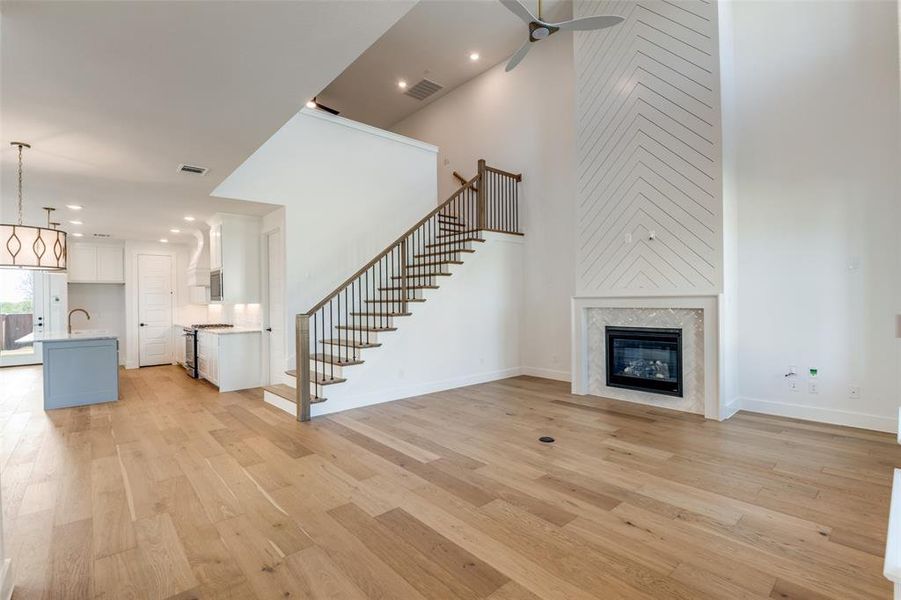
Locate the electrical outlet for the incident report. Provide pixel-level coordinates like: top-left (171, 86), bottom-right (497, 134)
top-left (788, 380), bottom-right (800, 392)
top-left (849, 386), bottom-right (861, 399)
top-left (808, 381), bottom-right (818, 394)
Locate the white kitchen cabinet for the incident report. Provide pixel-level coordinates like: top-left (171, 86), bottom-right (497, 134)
top-left (67, 244), bottom-right (97, 282)
top-left (97, 246), bottom-right (124, 282)
top-left (196, 330), bottom-right (260, 392)
top-left (209, 223), bottom-right (222, 271)
top-left (68, 243), bottom-right (124, 284)
top-left (197, 331), bottom-right (219, 386)
top-left (207, 214), bottom-right (260, 304)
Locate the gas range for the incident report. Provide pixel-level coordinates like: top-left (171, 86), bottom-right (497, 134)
top-left (182, 324), bottom-right (234, 378)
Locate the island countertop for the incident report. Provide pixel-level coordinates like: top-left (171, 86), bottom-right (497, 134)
top-left (16, 329), bottom-right (117, 344)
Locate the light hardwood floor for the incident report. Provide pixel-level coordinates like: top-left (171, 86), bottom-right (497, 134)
top-left (0, 365), bottom-right (897, 599)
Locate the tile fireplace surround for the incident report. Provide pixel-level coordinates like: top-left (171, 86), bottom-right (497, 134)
top-left (571, 296), bottom-right (725, 420)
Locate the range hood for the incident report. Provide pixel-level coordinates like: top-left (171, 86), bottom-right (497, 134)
top-left (187, 229), bottom-right (210, 287)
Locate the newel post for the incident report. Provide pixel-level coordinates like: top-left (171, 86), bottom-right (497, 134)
top-left (295, 314), bottom-right (311, 422)
top-left (477, 158), bottom-right (487, 230)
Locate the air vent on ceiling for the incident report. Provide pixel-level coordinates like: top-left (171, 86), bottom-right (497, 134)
top-left (92, 233), bottom-right (112, 238)
top-left (177, 164), bottom-right (209, 176)
top-left (404, 79), bottom-right (443, 101)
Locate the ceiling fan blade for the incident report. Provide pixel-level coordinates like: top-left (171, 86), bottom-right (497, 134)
top-left (505, 40), bottom-right (531, 72)
top-left (552, 15), bottom-right (624, 31)
top-left (499, 0), bottom-right (537, 25)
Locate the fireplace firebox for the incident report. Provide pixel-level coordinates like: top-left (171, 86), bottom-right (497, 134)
top-left (605, 326), bottom-right (683, 397)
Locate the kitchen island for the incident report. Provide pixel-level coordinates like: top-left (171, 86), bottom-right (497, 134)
top-left (17, 330), bottom-right (119, 409)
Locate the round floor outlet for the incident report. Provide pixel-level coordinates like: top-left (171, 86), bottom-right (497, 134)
top-left (539, 436), bottom-right (555, 444)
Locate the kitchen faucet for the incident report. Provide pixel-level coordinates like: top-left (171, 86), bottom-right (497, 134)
top-left (67, 308), bottom-right (91, 333)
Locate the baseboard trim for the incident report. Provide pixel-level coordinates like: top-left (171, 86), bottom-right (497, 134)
top-left (740, 396), bottom-right (897, 433)
top-left (723, 397), bottom-right (741, 420)
top-left (0, 558), bottom-right (13, 600)
top-left (264, 368), bottom-right (524, 418)
top-left (520, 366), bottom-right (571, 382)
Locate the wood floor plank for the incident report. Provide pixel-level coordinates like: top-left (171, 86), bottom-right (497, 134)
top-left (0, 365), bottom-right (896, 599)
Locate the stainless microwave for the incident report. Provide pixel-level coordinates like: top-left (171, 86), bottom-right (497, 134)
top-left (210, 269), bottom-right (223, 302)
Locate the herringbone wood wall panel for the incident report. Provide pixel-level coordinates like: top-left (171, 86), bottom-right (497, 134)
top-left (574, 0), bottom-right (722, 295)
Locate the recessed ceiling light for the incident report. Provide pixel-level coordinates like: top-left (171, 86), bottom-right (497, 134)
top-left (184, 216), bottom-right (195, 222)
top-left (69, 220), bottom-right (82, 225)
top-left (66, 204), bottom-right (83, 210)
top-left (470, 52), bottom-right (480, 61)
top-left (159, 238), bottom-right (168, 243)
top-left (398, 80), bottom-right (407, 89)
top-left (306, 99), bottom-right (317, 109)
top-left (72, 232), bottom-right (83, 237)
top-left (170, 228), bottom-right (180, 234)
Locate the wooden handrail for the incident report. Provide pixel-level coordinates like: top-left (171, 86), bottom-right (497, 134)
top-left (453, 171), bottom-right (477, 191)
top-left (304, 175), bottom-right (479, 316)
top-left (485, 165), bottom-right (523, 181)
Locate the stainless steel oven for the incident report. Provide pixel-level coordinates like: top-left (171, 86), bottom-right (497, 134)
top-left (183, 327), bottom-right (198, 378)
top-left (210, 269), bottom-right (223, 302)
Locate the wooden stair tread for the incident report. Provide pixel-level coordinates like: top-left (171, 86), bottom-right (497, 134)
top-left (391, 273), bottom-right (451, 279)
top-left (410, 260), bottom-right (464, 266)
top-left (366, 298), bottom-right (426, 304)
top-left (437, 229), bottom-right (481, 239)
top-left (336, 325), bottom-right (398, 332)
top-left (311, 353), bottom-right (364, 366)
top-left (415, 249), bottom-right (475, 258)
top-left (284, 370), bottom-right (347, 385)
top-left (379, 285), bottom-right (439, 291)
top-left (426, 239), bottom-right (484, 249)
top-left (263, 384), bottom-right (326, 403)
top-left (320, 338), bottom-right (381, 348)
top-left (350, 311), bottom-right (412, 317)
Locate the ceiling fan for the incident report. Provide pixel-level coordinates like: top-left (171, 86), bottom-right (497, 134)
top-left (500, 0), bottom-right (624, 72)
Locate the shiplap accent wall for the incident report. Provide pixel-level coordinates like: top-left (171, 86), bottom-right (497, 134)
top-left (574, 0), bottom-right (723, 296)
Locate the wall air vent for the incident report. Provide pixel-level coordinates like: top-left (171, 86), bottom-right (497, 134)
top-left (177, 164), bottom-right (209, 176)
top-left (404, 79), bottom-right (443, 101)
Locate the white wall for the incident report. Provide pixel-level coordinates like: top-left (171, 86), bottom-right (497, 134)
top-left (68, 283), bottom-right (126, 364)
top-left (725, 0), bottom-right (901, 431)
top-left (392, 31), bottom-right (576, 381)
top-left (573, 0), bottom-right (723, 296)
top-left (213, 108), bottom-right (438, 366)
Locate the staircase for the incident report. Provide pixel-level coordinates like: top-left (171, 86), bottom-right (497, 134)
top-left (264, 159), bottom-right (523, 421)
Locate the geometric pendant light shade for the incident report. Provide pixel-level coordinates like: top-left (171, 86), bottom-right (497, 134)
top-left (0, 142), bottom-right (67, 271)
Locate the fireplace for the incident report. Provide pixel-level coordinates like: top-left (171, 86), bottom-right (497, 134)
top-left (605, 326), bottom-right (683, 397)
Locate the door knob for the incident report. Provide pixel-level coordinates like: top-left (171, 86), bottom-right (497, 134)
top-left (265, 327), bottom-right (272, 332)
top-left (140, 323), bottom-right (146, 327)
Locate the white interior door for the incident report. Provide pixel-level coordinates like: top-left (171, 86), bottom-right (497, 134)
top-left (266, 230), bottom-right (285, 384)
top-left (138, 254), bottom-right (173, 366)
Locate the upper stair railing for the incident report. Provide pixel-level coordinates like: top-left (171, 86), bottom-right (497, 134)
top-left (293, 159), bottom-right (522, 421)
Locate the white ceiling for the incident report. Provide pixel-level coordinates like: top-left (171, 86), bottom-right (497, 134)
top-left (316, 0), bottom-right (572, 129)
top-left (0, 0), bottom-right (414, 242)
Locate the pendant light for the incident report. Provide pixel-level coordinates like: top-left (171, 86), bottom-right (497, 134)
top-left (0, 142), bottom-right (67, 271)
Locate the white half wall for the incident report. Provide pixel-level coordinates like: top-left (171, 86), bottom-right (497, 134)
top-left (391, 31), bottom-right (576, 382)
top-left (265, 232), bottom-right (523, 417)
top-left (213, 109), bottom-right (438, 367)
top-left (724, 0), bottom-right (901, 432)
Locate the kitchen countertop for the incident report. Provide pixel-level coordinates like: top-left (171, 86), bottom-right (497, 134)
top-left (199, 326), bottom-right (262, 335)
top-left (16, 329), bottom-right (117, 343)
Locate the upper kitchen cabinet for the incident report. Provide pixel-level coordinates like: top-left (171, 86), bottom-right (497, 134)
top-left (207, 213), bottom-right (260, 303)
top-left (68, 243), bottom-right (125, 284)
